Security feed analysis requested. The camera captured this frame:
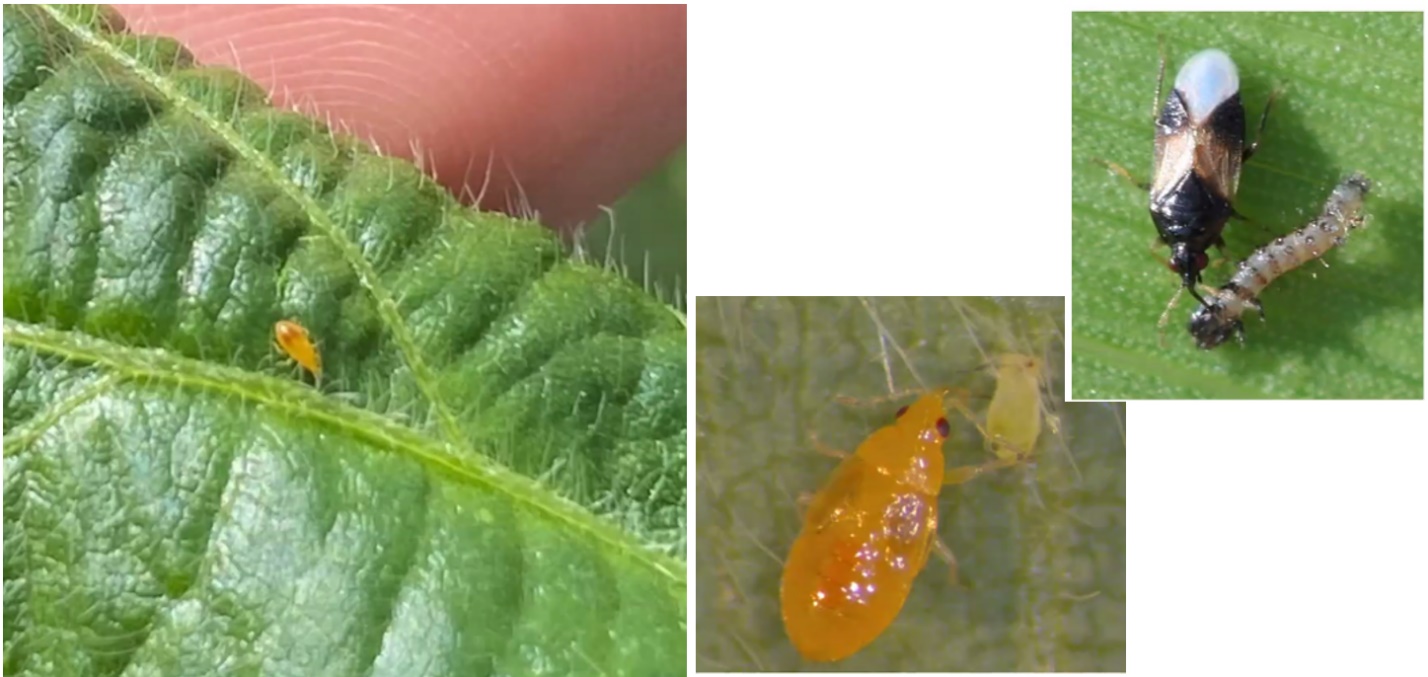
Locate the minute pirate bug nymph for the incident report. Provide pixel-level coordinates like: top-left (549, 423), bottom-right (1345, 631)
top-left (1098, 45), bottom-right (1277, 334)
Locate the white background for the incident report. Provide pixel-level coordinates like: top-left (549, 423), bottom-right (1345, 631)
top-left (688, 3), bottom-right (1428, 676)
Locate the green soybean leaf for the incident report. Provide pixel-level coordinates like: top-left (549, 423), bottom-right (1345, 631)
top-left (695, 297), bottom-right (1125, 672)
top-left (1072, 12), bottom-right (1424, 398)
top-left (3, 5), bottom-right (685, 675)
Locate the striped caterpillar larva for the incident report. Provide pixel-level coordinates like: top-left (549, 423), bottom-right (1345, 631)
top-left (1188, 173), bottom-right (1372, 349)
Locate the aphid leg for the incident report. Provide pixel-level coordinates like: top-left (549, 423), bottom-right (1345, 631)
top-left (942, 388), bottom-right (1031, 459)
top-left (1045, 412), bottom-right (1062, 436)
top-left (1060, 590), bottom-right (1103, 603)
top-left (1243, 88), bottom-right (1280, 162)
top-left (940, 388), bottom-right (1035, 485)
top-left (931, 537), bottom-right (961, 587)
top-left (990, 436), bottom-right (1037, 464)
top-left (944, 455), bottom-right (1022, 486)
top-left (939, 388), bottom-right (985, 435)
top-left (1093, 158), bottom-right (1149, 192)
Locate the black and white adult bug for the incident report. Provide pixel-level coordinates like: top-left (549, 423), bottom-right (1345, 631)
top-left (1188, 173), bottom-right (1372, 349)
top-left (1099, 46), bottom-right (1276, 333)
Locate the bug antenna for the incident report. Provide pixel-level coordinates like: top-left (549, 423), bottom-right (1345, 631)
top-left (856, 297), bottom-right (928, 391)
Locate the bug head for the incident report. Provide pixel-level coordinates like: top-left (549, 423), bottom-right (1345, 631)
top-left (1167, 244), bottom-right (1211, 303)
top-left (894, 391), bottom-right (951, 441)
top-left (995, 353), bottom-right (1042, 373)
top-left (1188, 302), bottom-right (1242, 349)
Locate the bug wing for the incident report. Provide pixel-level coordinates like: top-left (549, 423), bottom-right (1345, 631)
top-left (781, 467), bottom-right (935, 662)
top-left (1193, 128), bottom-right (1244, 202)
top-left (1150, 133), bottom-right (1197, 202)
top-left (878, 490), bottom-right (938, 580)
top-left (801, 454), bottom-right (866, 532)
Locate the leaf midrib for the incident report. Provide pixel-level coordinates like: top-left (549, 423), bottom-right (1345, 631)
top-left (2, 318), bottom-right (687, 591)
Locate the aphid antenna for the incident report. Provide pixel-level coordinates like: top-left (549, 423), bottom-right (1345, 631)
top-left (950, 298), bottom-right (1066, 441)
top-left (947, 298), bottom-right (992, 368)
top-left (1106, 402), bottom-right (1126, 444)
top-left (833, 388), bottom-right (947, 410)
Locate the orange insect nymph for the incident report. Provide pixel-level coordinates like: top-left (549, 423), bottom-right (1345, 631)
top-left (274, 319), bottom-right (321, 380)
top-left (780, 391), bottom-right (951, 663)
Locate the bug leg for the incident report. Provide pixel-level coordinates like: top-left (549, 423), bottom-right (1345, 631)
top-left (1243, 87), bottom-right (1280, 162)
top-left (1092, 158), bottom-right (1149, 192)
top-left (939, 388), bottom-right (990, 440)
top-left (1147, 236), bottom-right (1173, 267)
top-left (1157, 287), bottom-right (1185, 348)
top-left (807, 431), bottom-right (850, 460)
top-left (931, 536), bottom-right (961, 587)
